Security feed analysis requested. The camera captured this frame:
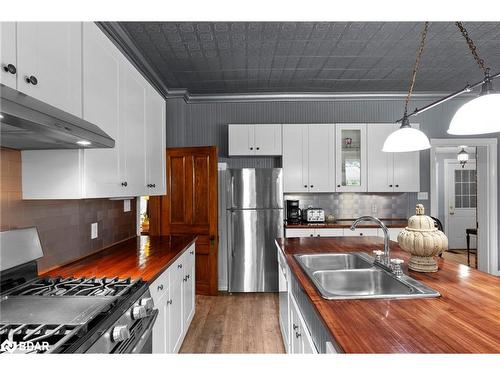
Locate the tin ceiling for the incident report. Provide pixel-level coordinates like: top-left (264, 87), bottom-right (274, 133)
top-left (118, 22), bottom-right (500, 95)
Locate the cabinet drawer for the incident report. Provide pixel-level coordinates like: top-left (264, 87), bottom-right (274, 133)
top-left (285, 229), bottom-right (315, 238)
top-left (342, 228), bottom-right (378, 237)
top-left (314, 228), bottom-right (343, 237)
top-left (149, 268), bottom-right (170, 303)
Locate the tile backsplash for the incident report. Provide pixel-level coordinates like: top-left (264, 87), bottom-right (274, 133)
top-left (284, 192), bottom-right (414, 219)
top-left (0, 148), bottom-right (137, 273)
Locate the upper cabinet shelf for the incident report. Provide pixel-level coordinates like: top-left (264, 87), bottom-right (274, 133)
top-left (228, 124), bottom-right (282, 156)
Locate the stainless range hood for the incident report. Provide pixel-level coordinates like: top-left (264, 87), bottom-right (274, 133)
top-left (0, 84), bottom-right (115, 150)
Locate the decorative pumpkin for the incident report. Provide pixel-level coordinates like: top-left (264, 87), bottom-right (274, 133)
top-left (397, 204), bottom-right (448, 272)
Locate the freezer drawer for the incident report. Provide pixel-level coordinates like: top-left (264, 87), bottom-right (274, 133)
top-left (228, 208), bottom-right (283, 292)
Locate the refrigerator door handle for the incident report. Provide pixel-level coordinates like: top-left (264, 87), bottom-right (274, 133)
top-left (230, 175), bottom-right (235, 209)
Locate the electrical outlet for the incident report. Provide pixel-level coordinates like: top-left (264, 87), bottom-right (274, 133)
top-left (417, 192), bottom-right (429, 200)
top-left (91, 222), bottom-right (98, 239)
top-left (371, 204), bottom-right (378, 214)
top-left (124, 199), bottom-right (131, 212)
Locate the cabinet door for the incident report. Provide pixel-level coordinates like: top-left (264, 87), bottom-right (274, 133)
top-left (0, 22), bottom-right (17, 89)
top-left (82, 23), bottom-right (121, 198)
top-left (289, 295), bottom-right (302, 354)
top-left (168, 259), bottom-right (184, 353)
top-left (145, 86), bottom-right (166, 196)
top-left (393, 123), bottom-right (420, 192)
top-left (183, 247), bottom-right (195, 328)
top-left (367, 124), bottom-right (395, 192)
top-left (152, 292), bottom-right (168, 353)
top-left (119, 61), bottom-right (146, 196)
top-left (254, 124), bottom-right (282, 155)
top-left (285, 228), bottom-right (315, 238)
top-left (343, 228), bottom-right (378, 237)
top-left (17, 22), bottom-right (82, 117)
top-left (315, 228), bottom-right (343, 237)
top-left (335, 124), bottom-right (367, 192)
top-left (308, 124), bottom-right (335, 192)
top-left (283, 124), bottom-right (309, 192)
top-left (228, 124), bottom-right (254, 155)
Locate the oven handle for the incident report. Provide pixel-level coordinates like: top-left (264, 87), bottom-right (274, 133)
top-left (130, 309), bottom-right (159, 354)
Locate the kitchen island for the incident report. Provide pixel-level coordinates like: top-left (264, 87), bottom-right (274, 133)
top-left (277, 236), bottom-right (500, 353)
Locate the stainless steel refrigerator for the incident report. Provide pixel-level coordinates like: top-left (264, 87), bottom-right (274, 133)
top-left (227, 168), bottom-right (283, 292)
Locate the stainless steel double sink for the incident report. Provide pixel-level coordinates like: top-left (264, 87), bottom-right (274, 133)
top-left (294, 253), bottom-right (440, 300)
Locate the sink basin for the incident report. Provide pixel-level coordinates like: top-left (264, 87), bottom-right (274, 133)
top-left (294, 252), bottom-right (440, 300)
top-left (294, 253), bottom-right (373, 271)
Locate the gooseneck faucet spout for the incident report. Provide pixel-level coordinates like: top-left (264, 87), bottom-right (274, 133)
top-left (350, 216), bottom-right (390, 265)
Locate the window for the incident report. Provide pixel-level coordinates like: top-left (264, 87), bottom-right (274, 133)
top-left (454, 169), bottom-right (477, 208)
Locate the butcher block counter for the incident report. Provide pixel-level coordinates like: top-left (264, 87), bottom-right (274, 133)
top-left (277, 236), bottom-right (500, 353)
top-left (42, 235), bottom-right (197, 282)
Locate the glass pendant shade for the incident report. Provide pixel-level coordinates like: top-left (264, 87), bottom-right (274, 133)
top-left (448, 93), bottom-right (500, 135)
top-left (382, 121), bottom-right (431, 153)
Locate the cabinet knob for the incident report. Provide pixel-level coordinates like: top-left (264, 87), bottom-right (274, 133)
top-left (310, 185), bottom-right (313, 188)
top-left (293, 324), bottom-right (299, 331)
top-left (359, 233), bottom-right (363, 236)
top-left (395, 184), bottom-right (399, 188)
top-left (256, 147), bottom-right (260, 150)
top-left (389, 184), bottom-right (393, 187)
top-left (304, 185), bottom-right (307, 188)
top-left (309, 234), bottom-right (313, 237)
top-left (25, 75), bottom-right (38, 85)
top-left (317, 234), bottom-right (320, 237)
top-left (337, 184), bottom-right (341, 188)
top-left (121, 181), bottom-right (128, 187)
top-left (250, 147), bottom-right (253, 150)
top-left (3, 64), bottom-right (16, 74)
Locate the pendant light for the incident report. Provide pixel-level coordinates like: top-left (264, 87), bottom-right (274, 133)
top-left (457, 146), bottom-right (469, 168)
top-left (383, 22), bottom-right (431, 153)
top-left (448, 23), bottom-right (500, 135)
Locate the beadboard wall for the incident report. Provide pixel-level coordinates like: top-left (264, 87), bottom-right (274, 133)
top-left (0, 148), bottom-right (137, 273)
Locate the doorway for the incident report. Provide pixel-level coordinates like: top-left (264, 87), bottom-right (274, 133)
top-left (430, 138), bottom-right (498, 275)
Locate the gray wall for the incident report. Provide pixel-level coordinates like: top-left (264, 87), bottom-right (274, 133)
top-left (165, 96), bottom-right (500, 265)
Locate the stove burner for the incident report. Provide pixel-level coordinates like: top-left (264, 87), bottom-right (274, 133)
top-left (7, 277), bottom-right (138, 297)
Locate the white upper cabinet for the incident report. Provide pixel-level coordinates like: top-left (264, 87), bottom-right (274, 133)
top-left (145, 85), bottom-right (166, 195)
top-left (283, 124), bottom-right (335, 193)
top-left (308, 124), bottom-right (335, 193)
top-left (283, 124), bottom-right (309, 192)
top-left (0, 22), bottom-right (17, 89)
top-left (228, 124), bottom-right (282, 156)
top-left (21, 22), bottom-right (166, 199)
top-left (82, 22), bottom-right (121, 198)
top-left (16, 22), bottom-right (82, 117)
top-left (335, 124), bottom-right (367, 192)
top-left (367, 123), bottom-right (420, 192)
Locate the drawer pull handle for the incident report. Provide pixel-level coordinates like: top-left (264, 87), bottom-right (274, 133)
top-left (295, 332), bottom-right (301, 338)
top-left (178, 264), bottom-right (183, 269)
top-left (190, 250), bottom-right (194, 255)
top-left (25, 75), bottom-right (38, 85)
top-left (167, 299), bottom-right (172, 305)
top-left (293, 324), bottom-right (298, 331)
top-left (157, 284), bottom-right (164, 291)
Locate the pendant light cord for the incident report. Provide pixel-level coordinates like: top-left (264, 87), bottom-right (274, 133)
top-left (456, 22), bottom-right (490, 75)
top-left (403, 22), bottom-right (429, 118)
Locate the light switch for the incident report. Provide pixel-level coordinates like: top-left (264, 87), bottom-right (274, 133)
top-left (91, 222), bottom-right (98, 239)
top-left (417, 192), bottom-right (429, 200)
top-left (124, 199), bottom-right (131, 212)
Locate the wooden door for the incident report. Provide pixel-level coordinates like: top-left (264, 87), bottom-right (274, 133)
top-left (150, 146), bottom-right (218, 296)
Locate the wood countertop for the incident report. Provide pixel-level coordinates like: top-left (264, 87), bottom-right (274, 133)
top-left (42, 235), bottom-right (197, 282)
top-left (276, 236), bottom-right (500, 353)
top-left (285, 219), bottom-right (408, 229)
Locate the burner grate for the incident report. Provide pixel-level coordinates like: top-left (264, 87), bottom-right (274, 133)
top-left (7, 277), bottom-right (139, 297)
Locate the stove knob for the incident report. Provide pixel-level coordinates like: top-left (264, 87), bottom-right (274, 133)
top-left (112, 325), bottom-right (130, 343)
top-left (140, 297), bottom-right (154, 311)
top-left (131, 305), bottom-right (147, 320)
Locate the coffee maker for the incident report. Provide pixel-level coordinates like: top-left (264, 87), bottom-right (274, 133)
top-left (286, 200), bottom-right (301, 224)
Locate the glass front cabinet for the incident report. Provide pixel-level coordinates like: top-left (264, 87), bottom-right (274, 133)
top-left (335, 124), bottom-right (367, 192)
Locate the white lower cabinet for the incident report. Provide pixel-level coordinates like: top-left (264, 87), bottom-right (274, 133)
top-left (289, 294), bottom-right (317, 354)
top-left (150, 244), bottom-right (196, 354)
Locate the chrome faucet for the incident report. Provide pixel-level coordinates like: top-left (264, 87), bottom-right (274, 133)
top-left (350, 216), bottom-right (391, 267)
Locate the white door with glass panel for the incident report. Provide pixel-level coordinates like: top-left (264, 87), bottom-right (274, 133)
top-left (335, 124), bottom-right (367, 192)
top-left (445, 161), bottom-right (477, 249)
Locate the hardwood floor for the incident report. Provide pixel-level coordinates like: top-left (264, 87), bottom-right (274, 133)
top-left (179, 293), bottom-right (285, 354)
top-left (442, 249), bottom-right (477, 268)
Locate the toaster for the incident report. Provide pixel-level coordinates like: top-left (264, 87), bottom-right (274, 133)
top-left (302, 208), bottom-right (325, 223)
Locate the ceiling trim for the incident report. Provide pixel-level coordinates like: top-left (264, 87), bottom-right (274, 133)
top-left (96, 22), bottom-right (171, 98)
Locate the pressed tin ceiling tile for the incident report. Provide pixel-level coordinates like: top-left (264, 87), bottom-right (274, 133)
top-left (120, 21), bottom-right (500, 94)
